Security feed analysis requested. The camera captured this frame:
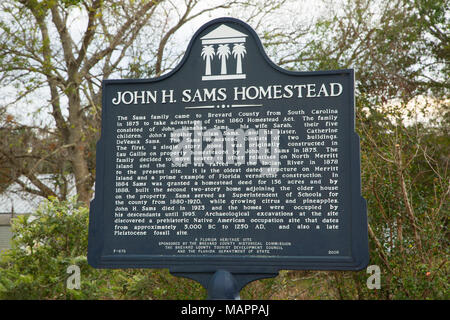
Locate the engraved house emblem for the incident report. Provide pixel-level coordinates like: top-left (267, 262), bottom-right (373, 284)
top-left (201, 24), bottom-right (248, 81)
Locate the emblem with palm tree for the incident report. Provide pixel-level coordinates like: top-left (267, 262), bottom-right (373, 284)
top-left (201, 45), bottom-right (215, 76)
top-left (217, 44), bottom-right (231, 75)
top-left (232, 43), bottom-right (246, 74)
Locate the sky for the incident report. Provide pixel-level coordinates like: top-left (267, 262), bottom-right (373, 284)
top-left (2, 0), bottom-right (441, 128)
top-left (2, 0), bottom-right (335, 128)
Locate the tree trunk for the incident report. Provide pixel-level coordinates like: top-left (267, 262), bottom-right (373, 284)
top-left (70, 145), bottom-right (92, 205)
top-left (221, 57), bottom-right (227, 74)
top-left (205, 57), bottom-right (212, 75)
top-left (67, 89), bottom-right (93, 206)
top-left (236, 55), bottom-right (242, 74)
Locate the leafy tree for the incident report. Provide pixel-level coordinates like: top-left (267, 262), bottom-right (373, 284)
top-left (243, 0), bottom-right (449, 299)
top-left (0, 196), bottom-right (208, 299)
top-left (232, 43), bottom-right (246, 74)
top-left (0, 0), bottom-right (286, 205)
top-left (0, 196), bottom-right (107, 299)
top-left (201, 45), bottom-right (215, 76)
top-left (285, 0), bottom-right (449, 299)
top-left (217, 44), bottom-right (231, 74)
top-left (0, 0), bottom-right (448, 300)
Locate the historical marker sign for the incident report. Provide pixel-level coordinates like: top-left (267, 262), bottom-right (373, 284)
top-left (88, 18), bottom-right (369, 275)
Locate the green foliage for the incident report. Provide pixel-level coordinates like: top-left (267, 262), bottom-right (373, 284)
top-left (0, 196), bottom-right (208, 300)
top-left (285, 0), bottom-right (449, 299)
top-left (254, 0), bottom-right (449, 300)
top-left (0, 197), bottom-right (111, 299)
top-left (1, 101), bottom-right (447, 302)
top-left (319, 96), bottom-right (449, 300)
top-left (0, 0), bottom-right (448, 300)
top-left (124, 269), bottom-right (206, 300)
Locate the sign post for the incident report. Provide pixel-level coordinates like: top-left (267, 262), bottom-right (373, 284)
top-left (88, 17), bottom-right (369, 299)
